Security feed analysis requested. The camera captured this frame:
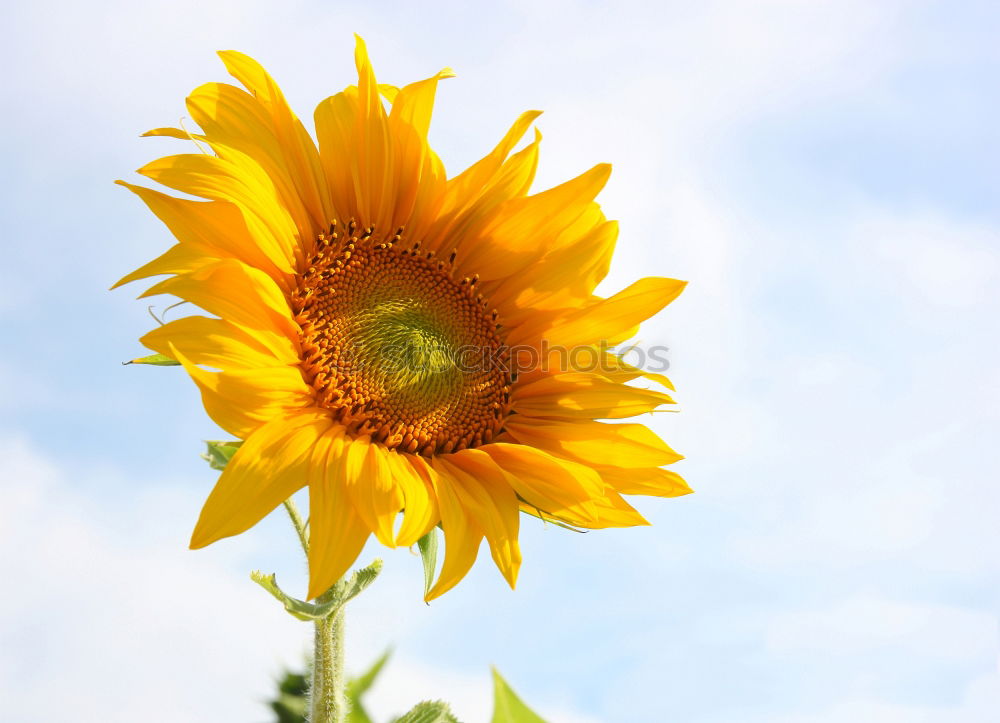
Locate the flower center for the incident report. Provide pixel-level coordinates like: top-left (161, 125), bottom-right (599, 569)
top-left (292, 221), bottom-right (511, 456)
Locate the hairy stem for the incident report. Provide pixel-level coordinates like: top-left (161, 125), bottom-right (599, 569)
top-left (283, 496), bottom-right (347, 723)
top-left (311, 600), bottom-right (347, 723)
top-left (282, 497), bottom-right (310, 556)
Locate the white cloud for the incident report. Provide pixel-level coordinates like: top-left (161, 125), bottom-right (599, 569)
top-left (766, 595), bottom-right (996, 663)
top-left (761, 667), bottom-right (1000, 723)
top-left (735, 469), bottom-right (943, 567)
top-left (724, 210), bottom-right (1000, 577)
top-left (0, 361), bottom-right (53, 415)
top-left (0, 436), bottom-right (308, 722)
top-left (853, 212), bottom-right (1000, 310)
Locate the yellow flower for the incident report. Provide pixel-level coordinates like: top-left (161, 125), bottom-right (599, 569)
top-left (116, 36), bottom-right (690, 601)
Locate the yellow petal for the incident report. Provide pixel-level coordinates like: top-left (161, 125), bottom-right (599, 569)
top-left (599, 466), bottom-right (693, 498)
top-left (384, 69), bottom-right (452, 231)
top-left (114, 181), bottom-right (292, 286)
top-left (138, 151), bottom-right (302, 273)
top-left (314, 91), bottom-right (364, 227)
top-left (186, 83), bottom-right (320, 241)
top-left (141, 126), bottom-right (197, 140)
top-left (506, 276), bottom-right (687, 349)
top-left (454, 164), bottom-right (612, 282)
top-left (340, 437), bottom-right (403, 548)
top-left (378, 83), bottom-right (400, 103)
top-left (440, 450), bottom-right (521, 588)
top-left (352, 35), bottom-right (395, 231)
top-left (488, 218), bottom-right (617, 324)
top-left (480, 442), bottom-right (603, 525)
top-left (190, 409), bottom-right (331, 548)
top-left (504, 417), bottom-right (683, 468)
top-left (586, 492), bottom-right (650, 528)
top-left (419, 111), bottom-right (542, 253)
top-left (484, 128), bottom-right (542, 202)
top-left (170, 344), bottom-right (312, 438)
top-left (216, 51), bottom-right (333, 230)
top-left (423, 129), bottom-right (542, 254)
top-left (439, 110), bottom-right (542, 213)
top-left (515, 487), bottom-right (649, 530)
top-left (512, 372), bottom-right (675, 419)
top-left (313, 42), bottom-right (453, 237)
top-left (385, 452), bottom-right (438, 547)
top-left (141, 315), bottom-right (297, 371)
top-left (140, 258), bottom-right (300, 349)
top-left (306, 427), bottom-right (371, 599)
top-left (599, 349), bottom-right (676, 391)
top-left (112, 244), bottom-right (214, 289)
top-left (422, 461), bottom-right (484, 601)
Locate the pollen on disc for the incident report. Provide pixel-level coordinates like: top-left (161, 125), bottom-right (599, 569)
top-left (292, 221), bottom-right (512, 456)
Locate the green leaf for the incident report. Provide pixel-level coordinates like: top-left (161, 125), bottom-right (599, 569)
top-left (267, 653), bottom-right (389, 723)
top-left (201, 440), bottom-right (241, 470)
top-left (269, 669), bottom-right (308, 723)
top-left (393, 701), bottom-right (460, 723)
top-left (491, 668), bottom-right (546, 723)
top-left (346, 649), bottom-right (392, 723)
top-left (125, 352), bottom-right (181, 366)
top-left (348, 648), bottom-right (391, 699)
top-left (416, 528), bottom-right (439, 598)
top-left (335, 558), bottom-right (383, 605)
top-left (250, 571), bottom-right (340, 622)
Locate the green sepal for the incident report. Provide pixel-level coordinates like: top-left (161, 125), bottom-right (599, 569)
top-left (392, 701), bottom-right (460, 723)
top-left (252, 559), bottom-right (383, 623)
top-left (125, 352), bottom-right (181, 366)
top-left (250, 571), bottom-right (341, 622)
top-left (416, 527), bottom-right (439, 598)
top-left (334, 558), bottom-right (384, 606)
top-left (346, 649), bottom-right (391, 723)
top-left (201, 440), bottom-right (242, 470)
top-left (491, 668), bottom-right (546, 723)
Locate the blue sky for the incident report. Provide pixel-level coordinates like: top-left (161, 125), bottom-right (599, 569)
top-left (1, 0), bottom-right (997, 721)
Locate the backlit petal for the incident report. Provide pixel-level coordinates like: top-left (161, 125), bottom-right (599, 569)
top-left (386, 452), bottom-right (438, 547)
top-left (140, 258), bottom-right (300, 349)
top-left (480, 442), bottom-right (604, 525)
top-left (170, 344), bottom-right (312, 438)
top-left (422, 460), bottom-right (484, 601)
top-left (142, 315), bottom-right (297, 370)
top-left (340, 437), bottom-right (404, 547)
top-left (512, 372), bottom-right (675, 419)
top-left (440, 450), bottom-right (521, 588)
top-left (115, 181), bottom-right (292, 286)
top-left (506, 276), bottom-right (686, 349)
top-left (504, 417), bottom-right (683, 469)
top-left (190, 409), bottom-right (331, 548)
top-left (307, 428), bottom-right (371, 599)
top-left (599, 466), bottom-right (693, 498)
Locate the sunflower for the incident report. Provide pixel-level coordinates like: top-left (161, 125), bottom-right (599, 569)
top-left (116, 36), bottom-right (690, 601)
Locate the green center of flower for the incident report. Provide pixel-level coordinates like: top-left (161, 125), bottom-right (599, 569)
top-left (292, 222), bottom-right (511, 455)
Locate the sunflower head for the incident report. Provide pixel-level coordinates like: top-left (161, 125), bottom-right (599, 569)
top-left (293, 221), bottom-right (511, 455)
top-left (117, 36), bottom-right (690, 601)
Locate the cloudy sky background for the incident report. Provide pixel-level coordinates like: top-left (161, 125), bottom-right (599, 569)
top-left (1, 0), bottom-right (998, 720)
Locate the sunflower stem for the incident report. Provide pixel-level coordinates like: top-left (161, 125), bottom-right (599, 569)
top-left (282, 497), bottom-right (310, 556)
top-left (310, 594), bottom-right (347, 723)
top-left (282, 496), bottom-right (348, 723)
